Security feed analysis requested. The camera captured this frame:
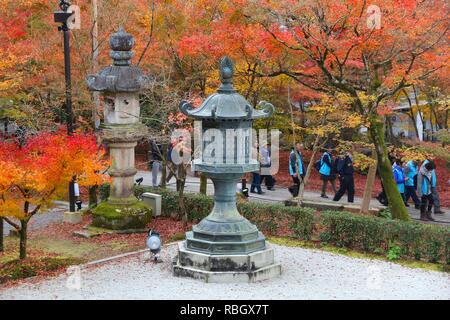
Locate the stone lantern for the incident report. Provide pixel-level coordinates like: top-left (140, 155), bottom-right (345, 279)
top-left (173, 57), bottom-right (281, 283)
top-left (86, 27), bottom-right (151, 230)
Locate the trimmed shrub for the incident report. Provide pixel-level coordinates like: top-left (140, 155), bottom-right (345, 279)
top-left (320, 210), bottom-right (449, 263)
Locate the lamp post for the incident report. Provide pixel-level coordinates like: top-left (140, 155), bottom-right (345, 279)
top-left (54, 0), bottom-right (76, 212)
top-left (172, 57), bottom-right (281, 283)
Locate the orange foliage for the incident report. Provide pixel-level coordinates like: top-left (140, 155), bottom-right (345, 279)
top-left (0, 129), bottom-right (110, 220)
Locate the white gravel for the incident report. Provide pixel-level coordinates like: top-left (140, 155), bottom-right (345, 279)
top-left (1, 242), bottom-right (449, 300)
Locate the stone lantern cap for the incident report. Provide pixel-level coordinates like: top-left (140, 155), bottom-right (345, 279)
top-left (179, 56), bottom-right (274, 120)
top-left (86, 27), bottom-right (151, 93)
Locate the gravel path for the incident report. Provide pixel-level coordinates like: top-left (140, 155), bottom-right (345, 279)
top-left (1, 243), bottom-right (449, 300)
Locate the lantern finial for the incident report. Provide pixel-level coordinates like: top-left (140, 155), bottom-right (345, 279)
top-left (218, 56), bottom-right (235, 93)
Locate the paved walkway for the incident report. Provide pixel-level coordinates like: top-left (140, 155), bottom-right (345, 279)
top-left (137, 171), bottom-right (450, 225)
top-left (1, 242), bottom-right (448, 300)
top-left (2, 201), bottom-right (85, 236)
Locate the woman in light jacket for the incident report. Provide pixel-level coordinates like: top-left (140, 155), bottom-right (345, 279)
top-left (417, 161), bottom-right (435, 221)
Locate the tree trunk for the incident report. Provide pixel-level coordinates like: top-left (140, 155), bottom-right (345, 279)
top-left (160, 144), bottom-right (168, 188)
top-left (445, 109), bottom-right (448, 129)
top-left (298, 133), bottom-right (322, 203)
top-left (368, 117), bottom-right (409, 220)
top-left (0, 217), bottom-right (3, 252)
top-left (403, 89), bottom-right (420, 139)
top-left (298, 147), bottom-right (319, 203)
top-left (360, 150), bottom-right (377, 214)
top-left (385, 116), bottom-right (398, 145)
top-left (89, 185), bottom-right (98, 208)
top-left (19, 219), bottom-right (28, 259)
top-left (199, 173), bottom-right (207, 195)
top-left (91, 0), bottom-right (100, 130)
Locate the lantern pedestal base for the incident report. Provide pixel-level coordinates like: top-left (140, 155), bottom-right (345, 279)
top-left (173, 241), bottom-right (281, 283)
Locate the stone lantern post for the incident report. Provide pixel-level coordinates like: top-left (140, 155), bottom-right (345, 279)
top-left (173, 57), bottom-right (281, 283)
top-left (86, 27), bottom-right (151, 230)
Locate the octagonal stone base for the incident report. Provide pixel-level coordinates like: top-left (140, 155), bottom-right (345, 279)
top-left (173, 241), bottom-right (281, 283)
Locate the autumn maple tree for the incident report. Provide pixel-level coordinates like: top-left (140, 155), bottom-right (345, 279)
top-left (242, 0), bottom-right (449, 220)
top-left (0, 129), bottom-right (109, 259)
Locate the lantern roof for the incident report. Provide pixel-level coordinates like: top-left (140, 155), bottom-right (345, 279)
top-left (86, 27), bottom-right (151, 93)
top-left (180, 56), bottom-right (274, 120)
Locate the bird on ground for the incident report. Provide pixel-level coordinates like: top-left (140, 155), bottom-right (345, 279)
top-left (146, 229), bottom-right (161, 262)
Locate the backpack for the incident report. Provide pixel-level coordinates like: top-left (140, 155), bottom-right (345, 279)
top-left (314, 159), bottom-right (322, 171)
top-left (336, 158), bottom-right (345, 174)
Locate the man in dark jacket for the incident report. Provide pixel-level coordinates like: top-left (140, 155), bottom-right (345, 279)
top-left (150, 140), bottom-right (163, 187)
top-left (333, 151), bottom-right (355, 203)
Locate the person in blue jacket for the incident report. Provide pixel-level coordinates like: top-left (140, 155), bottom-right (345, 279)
top-left (319, 146), bottom-right (337, 198)
top-left (421, 159), bottom-right (443, 214)
top-left (403, 160), bottom-right (420, 209)
top-left (392, 159), bottom-right (407, 205)
top-left (288, 143), bottom-right (305, 196)
top-left (417, 161), bottom-right (435, 221)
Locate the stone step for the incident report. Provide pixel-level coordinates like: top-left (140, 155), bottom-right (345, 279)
top-left (186, 231), bottom-right (266, 255)
top-left (192, 229), bottom-right (260, 242)
top-left (173, 263), bottom-right (282, 283)
top-left (177, 241), bottom-right (275, 272)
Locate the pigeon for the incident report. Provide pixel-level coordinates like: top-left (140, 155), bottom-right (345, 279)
top-left (146, 229), bottom-right (161, 261)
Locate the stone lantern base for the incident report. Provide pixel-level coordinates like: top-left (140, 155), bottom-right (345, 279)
top-left (173, 241), bottom-right (281, 283)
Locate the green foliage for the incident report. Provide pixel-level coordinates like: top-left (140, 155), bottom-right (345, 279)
top-left (378, 208), bottom-right (392, 219)
top-left (387, 242), bottom-right (401, 261)
top-left (99, 183), bottom-right (110, 201)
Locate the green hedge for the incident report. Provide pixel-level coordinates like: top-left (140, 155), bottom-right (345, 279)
top-left (133, 186), bottom-right (449, 265)
top-left (319, 211), bottom-right (449, 264)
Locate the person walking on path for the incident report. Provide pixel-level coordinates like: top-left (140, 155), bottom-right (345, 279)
top-left (392, 159), bottom-right (407, 205)
top-left (404, 160), bottom-right (420, 209)
top-left (250, 142), bottom-right (264, 194)
top-left (421, 159), bottom-right (444, 215)
top-left (166, 138), bottom-right (178, 184)
top-left (260, 142), bottom-right (275, 191)
top-left (288, 143), bottom-right (305, 197)
top-left (150, 140), bottom-right (163, 187)
top-left (333, 151), bottom-right (355, 203)
top-left (417, 161), bottom-right (435, 221)
top-left (319, 146), bottom-right (337, 198)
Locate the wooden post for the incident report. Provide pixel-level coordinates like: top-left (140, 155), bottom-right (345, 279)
top-left (360, 149), bottom-right (377, 214)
